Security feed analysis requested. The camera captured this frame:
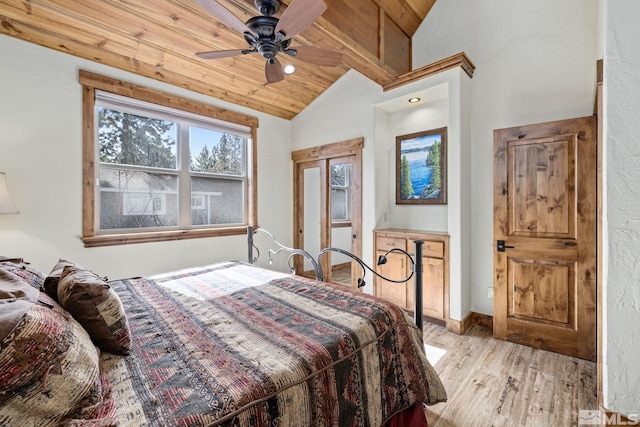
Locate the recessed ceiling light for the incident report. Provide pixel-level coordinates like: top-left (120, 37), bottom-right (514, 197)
top-left (284, 64), bottom-right (296, 75)
top-left (408, 97), bottom-right (421, 103)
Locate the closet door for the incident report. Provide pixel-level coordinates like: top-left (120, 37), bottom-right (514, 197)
top-left (292, 139), bottom-right (363, 288)
top-left (329, 155), bottom-right (361, 286)
top-left (294, 160), bottom-right (328, 278)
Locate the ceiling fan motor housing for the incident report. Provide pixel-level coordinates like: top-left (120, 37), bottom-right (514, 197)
top-left (253, 0), bottom-right (281, 16)
top-left (245, 15), bottom-right (291, 59)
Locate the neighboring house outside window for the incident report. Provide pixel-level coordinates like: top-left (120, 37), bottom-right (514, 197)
top-left (80, 71), bottom-right (258, 247)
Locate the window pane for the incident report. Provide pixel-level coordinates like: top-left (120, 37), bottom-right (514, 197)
top-left (98, 107), bottom-right (177, 169)
top-left (99, 169), bottom-right (178, 230)
top-left (189, 127), bottom-right (244, 176)
top-left (331, 188), bottom-right (349, 221)
top-left (331, 164), bottom-right (350, 187)
top-left (191, 176), bottom-right (244, 225)
top-left (331, 163), bottom-right (351, 221)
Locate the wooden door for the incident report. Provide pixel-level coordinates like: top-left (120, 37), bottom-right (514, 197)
top-left (493, 116), bottom-right (596, 361)
top-left (329, 155), bottom-right (362, 286)
top-left (292, 139), bottom-right (363, 287)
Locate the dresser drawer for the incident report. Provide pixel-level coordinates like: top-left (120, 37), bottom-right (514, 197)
top-left (409, 240), bottom-right (444, 258)
top-left (376, 236), bottom-right (406, 251)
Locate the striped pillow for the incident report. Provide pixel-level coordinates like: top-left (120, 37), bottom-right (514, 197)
top-left (57, 265), bottom-right (131, 355)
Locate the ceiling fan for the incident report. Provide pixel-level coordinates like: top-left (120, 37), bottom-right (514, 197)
top-left (195, 0), bottom-right (343, 83)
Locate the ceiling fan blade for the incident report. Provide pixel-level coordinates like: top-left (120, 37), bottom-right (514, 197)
top-left (275, 0), bottom-right (327, 41)
top-left (194, 0), bottom-right (253, 35)
top-left (196, 49), bottom-right (252, 59)
top-left (288, 46), bottom-right (342, 67)
top-left (265, 58), bottom-right (284, 83)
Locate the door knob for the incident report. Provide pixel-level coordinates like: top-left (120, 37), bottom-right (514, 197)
top-left (497, 240), bottom-right (515, 252)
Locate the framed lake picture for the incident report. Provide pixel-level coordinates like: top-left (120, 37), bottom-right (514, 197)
top-left (396, 127), bottom-right (447, 205)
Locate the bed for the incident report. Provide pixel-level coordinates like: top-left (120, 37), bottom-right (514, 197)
top-left (0, 237), bottom-right (446, 426)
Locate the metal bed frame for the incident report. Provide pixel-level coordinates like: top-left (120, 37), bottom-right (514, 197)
top-left (247, 226), bottom-right (426, 330)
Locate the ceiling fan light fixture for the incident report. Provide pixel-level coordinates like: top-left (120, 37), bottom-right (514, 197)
top-left (284, 64), bottom-right (296, 74)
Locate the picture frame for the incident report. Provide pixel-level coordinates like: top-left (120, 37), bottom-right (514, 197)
top-left (395, 127), bottom-right (447, 205)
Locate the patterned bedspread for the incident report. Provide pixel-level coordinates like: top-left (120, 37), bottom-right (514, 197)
top-left (101, 261), bottom-right (446, 426)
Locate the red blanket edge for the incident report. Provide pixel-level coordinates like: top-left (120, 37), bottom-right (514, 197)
top-left (385, 403), bottom-right (428, 427)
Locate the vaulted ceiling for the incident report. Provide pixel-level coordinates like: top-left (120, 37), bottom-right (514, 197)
top-left (0, 0), bottom-right (435, 119)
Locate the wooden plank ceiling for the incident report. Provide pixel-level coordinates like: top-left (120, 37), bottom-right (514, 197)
top-left (0, 0), bottom-right (435, 120)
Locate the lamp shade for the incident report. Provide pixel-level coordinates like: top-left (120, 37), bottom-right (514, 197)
top-left (0, 172), bottom-right (19, 215)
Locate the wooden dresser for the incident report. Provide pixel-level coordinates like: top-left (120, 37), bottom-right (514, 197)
top-left (373, 229), bottom-right (449, 323)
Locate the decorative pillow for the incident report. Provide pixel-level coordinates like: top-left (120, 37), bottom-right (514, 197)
top-left (0, 257), bottom-right (45, 290)
top-left (43, 259), bottom-right (80, 301)
top-left (57, 265), bottom-right (131, 355)
top-left (0, 293), bottom-right (117, 426)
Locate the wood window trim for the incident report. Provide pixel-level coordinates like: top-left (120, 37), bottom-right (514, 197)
top-left (80, 70), bottom-right (258, 248)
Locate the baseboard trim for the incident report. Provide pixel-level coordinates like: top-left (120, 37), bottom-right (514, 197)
top-left (446, 312), bottom-right (493, 335)
top-left (469, 312), bottom-right (493, 332)
top-left (331, 262), bottom-right (351, 270)
top-left (445, 313), bottom-right (469, 335)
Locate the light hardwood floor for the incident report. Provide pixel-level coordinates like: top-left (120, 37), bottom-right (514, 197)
top-left (331, 263), bottom-right (352, 285)
top-left (421, 322), bottom-right (597, 427)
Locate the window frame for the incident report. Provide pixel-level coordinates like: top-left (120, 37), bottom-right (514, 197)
top-left (80, 70), bottom-right (258, 248)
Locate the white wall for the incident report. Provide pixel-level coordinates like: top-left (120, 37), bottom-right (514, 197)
top-left (602, 0), bottom-right (640, 415)
top-left (413, 0), bottom-right (598, 315)
top-left (0, 36), bottom-right (293, 279)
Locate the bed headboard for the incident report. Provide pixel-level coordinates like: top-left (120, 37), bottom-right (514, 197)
top-left (247, 226), bottom-right (323, 280)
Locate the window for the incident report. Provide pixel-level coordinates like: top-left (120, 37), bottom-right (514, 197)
top-left (330, 163), bottom-right (352, 222)
top-left (80, 71), bottom-right (258, 247)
